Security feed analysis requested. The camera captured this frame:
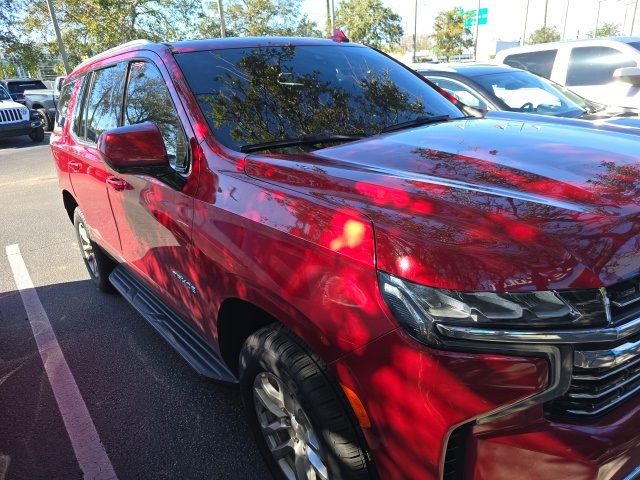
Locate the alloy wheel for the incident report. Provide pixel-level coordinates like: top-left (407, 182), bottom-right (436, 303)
top-left (253, 372), bottom-right (329, 480)
top-left (77, 221), bottom-right (97, 277)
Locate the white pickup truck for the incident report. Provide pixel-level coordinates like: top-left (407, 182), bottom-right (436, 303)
top-left (23, 75), bottom-right (65, 131)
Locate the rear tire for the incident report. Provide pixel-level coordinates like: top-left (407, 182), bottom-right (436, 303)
top-left (29, 127), bottom-right (44, 142)
top-left (37, 108), bottom-right (52, 131)
top-left (73, 208), bottom-right (116, 292)
top-left (239, 325), bottom-right (375, 480)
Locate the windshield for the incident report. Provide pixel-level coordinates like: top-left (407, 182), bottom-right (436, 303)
top-left (6, 80), bottom-right (47, 93)
top-left (0, 87), bottom-right (11, 101)
top-left (472, 70), bottom-right (585, 117)
top-left (176, 45), bottom-right (464, 152)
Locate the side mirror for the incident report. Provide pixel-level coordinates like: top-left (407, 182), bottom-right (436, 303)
top-left (97, 122), bottom-right (168, 173)
top-left (613, 67), bottom-right (640, 86)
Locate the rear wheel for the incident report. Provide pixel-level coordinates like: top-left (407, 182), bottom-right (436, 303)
top-left (240, 325), bottom-right (375, 480)
top-left (73, 208), bottom-right (116, 292)
top-left (37, 108), bottom-right (52, 131)
top-left (29, 127), bottom-right (44, 142)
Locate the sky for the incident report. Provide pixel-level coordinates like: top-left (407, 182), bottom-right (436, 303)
top-left (301, 0), bottom-right (640, 42)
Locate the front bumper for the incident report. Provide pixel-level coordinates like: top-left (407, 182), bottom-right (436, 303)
top-left (0, 119), bottom-right (43, 139)
top-left (333, 328), bottom-right (640, 480)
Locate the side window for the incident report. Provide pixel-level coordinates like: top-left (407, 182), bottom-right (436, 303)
top-left (55, 79), bottom-right (77, 128)
top-left (84, 63), bottom-right (126, 143)
top-left (503, 50), bottom-right (557, 78)
top-left (72, 75), bottom-right (89, 139)
top-left (566, 47), bottom-right (636, 86)
top-left (124, 61), bottom-right (188, 173)
top-left (429, 77), bottom-right (488, 109)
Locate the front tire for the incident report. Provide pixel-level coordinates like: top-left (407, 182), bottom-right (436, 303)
top-left (29, 126), bottom-right (44, 142)
top-left (73, 208), bottom-right (116, 292)
top-left (240, 325), bottom-right (375, 480)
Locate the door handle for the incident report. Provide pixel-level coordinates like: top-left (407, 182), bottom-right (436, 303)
top-left (106, 177), bottom-right (127, 191)
top-left (68, 160), bottom-right (81, 172)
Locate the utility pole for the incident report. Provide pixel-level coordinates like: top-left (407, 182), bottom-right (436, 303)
top-left (474, 0), bottom-right (481, 60)
top-left (562, 0), bottom-right (571, 40)
top-left (632, 0), bottom-right (639, 34)
top-left (330, 0), bottom-right (335, 31)
top-left (543, 0), bottom-right (549, 27)
top-left (595, 0), bottom-right (606, 37)
top-left (412, 0), bottom-right (418, 62)
top-left (326, 0), bottom-right (331, 35)
top-left (217, 0), bottom-right (226, 38)
top-left (44, 0), bottom-right (70, 74)
top-left (522, 0), bottom-right (530, 45)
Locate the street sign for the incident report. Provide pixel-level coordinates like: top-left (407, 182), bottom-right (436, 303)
top-left (478, 7), bottom-right (488, 25)
top-left (464, 7), bottom-right (489, 28)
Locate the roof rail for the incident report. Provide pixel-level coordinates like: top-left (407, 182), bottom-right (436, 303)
top-left (74, 39), bottom-right (155, 72)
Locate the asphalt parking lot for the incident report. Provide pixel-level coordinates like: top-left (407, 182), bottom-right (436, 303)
top-left (0, 134), bottom-right (270, 479)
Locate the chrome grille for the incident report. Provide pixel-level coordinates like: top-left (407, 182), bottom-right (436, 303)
top-left (548, 334), bottom-right (640, 417)
top-left (608, 277), bottom-right (640, 325)
top-left (0, 108), bottom-right (24, 124)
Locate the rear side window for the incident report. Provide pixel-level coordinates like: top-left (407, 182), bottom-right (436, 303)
top-left (566, 46), bottom-right (636, 86)
top-left (503, 50), bottom-right (557, 78)
top-left (428, 77), bottom-right (488, 109)
top-left (124, 61), bottom-right (188, 172)
top-left (56, 79), bottom-right (77, 128)
top-left (83, 64), bottom-right (126, 143)
top-left (6, 80), bottom-right (47, 93)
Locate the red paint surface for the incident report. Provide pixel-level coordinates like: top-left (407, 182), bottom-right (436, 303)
top-left (51, 38), bottom-right (640, 480)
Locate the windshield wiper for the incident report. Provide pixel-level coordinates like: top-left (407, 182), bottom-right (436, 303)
top-left (381, 115), bottom-right (452, 133)
top-left (240, 134), bottom-right (364, 153)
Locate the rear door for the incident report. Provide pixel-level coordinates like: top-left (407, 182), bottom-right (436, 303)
top-left (502, 48), bottom-right (558, 80)
top-left (67, 64), bottom-right (127, 255)
top-left (106, 56), bottom-right (203, 328)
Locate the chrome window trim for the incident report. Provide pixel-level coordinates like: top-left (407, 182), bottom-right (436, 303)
top-left (436, 315), bottom-right (640, 344)
top-left (574, 337), bottom-right (640, 369)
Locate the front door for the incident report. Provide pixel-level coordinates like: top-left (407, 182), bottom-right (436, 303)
top-left (564, 45), bottom-right (639, 108)
top-left (106, 57), bottom-right (203, 330)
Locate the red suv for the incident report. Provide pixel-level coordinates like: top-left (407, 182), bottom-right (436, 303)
top-left (51, 37), bottom-right (640, 480)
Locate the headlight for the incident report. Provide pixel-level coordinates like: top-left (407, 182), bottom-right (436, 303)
top-left (378, 272), bottom-right (608, 345)
top-left (21, 108), bottom-right (29, 117)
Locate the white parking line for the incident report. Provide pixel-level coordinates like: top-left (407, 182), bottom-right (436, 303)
top-left (5, 244), bottom-right (118, 480)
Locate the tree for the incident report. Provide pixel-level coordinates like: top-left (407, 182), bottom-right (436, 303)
top-left (334, 0), bottom-right (403, 50)
top-left (223, 0), bottom-right (321, 37)
top-left (590, 22), bottom-right (621, 38)
top-left (527, 26), bottom-right (560, 44)
top-left (432, 8), bottom-right (473, 61)
top-left (22, 0), bottom-right (203, 69)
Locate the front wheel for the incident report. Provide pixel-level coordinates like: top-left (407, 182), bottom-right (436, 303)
top-left (29, 126), bottom-right (44, 142)
top-left (73, 208), bottom-right (116, 292)
top-left (240, 325), bottom-right (375, 480)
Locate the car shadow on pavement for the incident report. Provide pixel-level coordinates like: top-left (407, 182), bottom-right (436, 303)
top-left (0, 278), bottom-right (270, 480)
top-left (0, 133), bottom-right (51, 149)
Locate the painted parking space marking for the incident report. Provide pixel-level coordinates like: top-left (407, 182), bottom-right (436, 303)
top-left (5, 244), bottom-right (118, 480)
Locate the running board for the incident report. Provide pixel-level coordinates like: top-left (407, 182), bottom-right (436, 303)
top-left (109, 265), bottom-right (237, 383)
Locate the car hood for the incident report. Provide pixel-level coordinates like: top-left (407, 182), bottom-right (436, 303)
top-left (245, 117), bottom-right (640, 291)
top-left (0, 99), bottom-right (28, 109)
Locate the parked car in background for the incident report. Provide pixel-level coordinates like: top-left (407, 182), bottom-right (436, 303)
top-left (419, 63), bottom-right (640, 127)
top-left (0, 78), bottom-right (48, 105)
top-left (495, 37), bottom-right (640, 109)
top-left (0, 85), bottom-right (44, 142)
top-left (23, 75), bottom-right (65, 131)
top-left (52, 37), bottom-right (640, 480)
